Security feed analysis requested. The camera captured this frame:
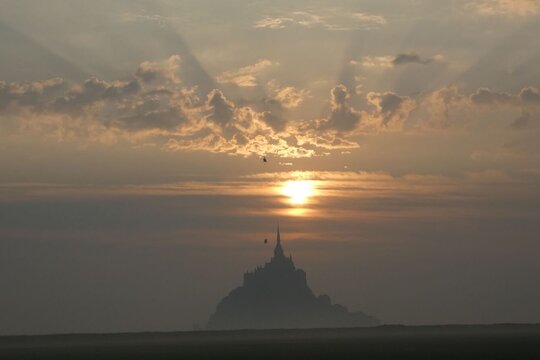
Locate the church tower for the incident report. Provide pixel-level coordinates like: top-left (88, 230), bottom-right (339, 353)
top-left (273, 224), bottom-right (285, 259)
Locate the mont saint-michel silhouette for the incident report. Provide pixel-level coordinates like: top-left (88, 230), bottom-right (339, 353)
top-left (207, 226), bottom-right (379, 330)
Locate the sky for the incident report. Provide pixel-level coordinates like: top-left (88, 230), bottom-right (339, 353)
top-left (1, 0), bottom-right (540, 335)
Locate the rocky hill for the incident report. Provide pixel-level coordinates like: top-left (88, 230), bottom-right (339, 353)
top-left (207, 227), bottom-right (379, 330)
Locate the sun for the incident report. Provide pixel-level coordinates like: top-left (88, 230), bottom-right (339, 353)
top-left (281, 180), bottom-right (315, 205)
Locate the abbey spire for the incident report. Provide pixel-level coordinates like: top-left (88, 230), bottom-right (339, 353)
top-left (273, 224), bottom-right (285, 259)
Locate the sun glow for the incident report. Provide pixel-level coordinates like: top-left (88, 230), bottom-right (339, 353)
top-left (281, 180), bottom-right (315, 205)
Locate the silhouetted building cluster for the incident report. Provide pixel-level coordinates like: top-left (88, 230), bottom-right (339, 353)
top-left (207, 226), bottom-right (379, 330)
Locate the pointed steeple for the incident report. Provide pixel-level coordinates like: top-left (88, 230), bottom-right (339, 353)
top-left (274, 224), bottom-right (284, 259)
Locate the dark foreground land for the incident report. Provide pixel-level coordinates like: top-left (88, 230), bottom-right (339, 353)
top-left (1, 324), bottom-right (539, 360)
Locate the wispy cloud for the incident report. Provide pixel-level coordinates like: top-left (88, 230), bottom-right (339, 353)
top-left (119, 13), bottom-right (182, 27)
top-left (351, 53), bottom-right (444, 70)
top-left (4, 169), bottom-right (537, 222)
top-left (216, 59), bottom-right (274, 87)
top-left (351, 56), bottom-right (394, 69)
top-left (464, 0), bottom-right (540, 17)
top-left (255, 10), bottom-right (386, 31)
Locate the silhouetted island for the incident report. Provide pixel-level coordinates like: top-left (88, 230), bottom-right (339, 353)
top-left (207, 226), bottom-right (379, 330)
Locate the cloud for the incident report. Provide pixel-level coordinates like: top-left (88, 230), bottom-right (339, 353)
top-left (205, 89), bottom-right (235, 126)
top-left (254, 17), bottom-right (294, 29)
top-left (216, 59), bottom-right (274, 87)
top-left (352, 53), bottom-right (443, 70)
top-left (509, 89), bottom-right (540, 129)
top-left (350, 13), bottom-right (387, 27)
top-left (15, 65), bottom-right (324, 157)
top-left (5, 53), bottom-right (539, 159)
top-left (259, 102), bottom-right (287, 133)
top-left (416, 86), bottom-right (540, 129)
top-left (166, 86), bottom-right (324, 157)
top-left (464, 0), bottom-right (540, 17)
top-left (254, 10), bottom-right (386, 31)
top-left (324, 85), bottom-right (363, 132)
top-left (0, 78), bottom-right (63, 109)
top-left (266, 80), bottom-right (310, 109)
top-left (466, 86), bottom-right (540, 112)
top-left (120, 13), bottom-right (181, 27)
top-left (392, 53), bottom-right (436, 66)
top-left (519, 87), bottom-right (540, 105)
top-left (469, 87), bottom-right (513, 105)
top-left (111, 108), bottom-right (186, 131)
top-left (0, 56), bottom-right (200, 147)
top-left (135, 55), bottom-right (182, 84)
top-left (366, 92), bottom-right (417, 128)
top-left (417, 86), bottom-right (467, 128)
top-left (274, 87), bottom-right (306, 108)
top-left (464, 86), bottom-right (540, 108)
top-left (293, 84), bottom-right (417, 145)
top-left (351, 56), bottom-right (394, 69)
top-left (294, 130), bottom-right (361, 151)
top-left (52, 78), bottom-right (140, 114)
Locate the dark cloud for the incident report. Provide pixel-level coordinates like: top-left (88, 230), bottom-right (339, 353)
top-left (259, 81), bottom-right (309, 132)
top-left (414, 85), bottom-right (540, 129)
top-left (225, 96), bottom-right (287, 133)
top-left (260, 107), bottom-right (287, 132)
top-left (331, 84), bottom-right (349, 105)
top-left (367, 91), bottom-right (416, 127)
top-left (470, 87), bottom-right (513, 105)
top-left (325, 85), bottom-right (362, 132)
top-left (519, 87), bottom-right (540, 105)
top-left (104, 80), bottom-right (141, 99)
top-left (392, 53), bottom-right (433, 66)
top-left (379, 93), bottom-right (406, 114)
top-left (52, 78), bottom-right (140, 113)
top-left (205, 89), bottom-right (235, 126)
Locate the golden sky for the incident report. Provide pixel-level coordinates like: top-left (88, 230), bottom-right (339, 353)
top-left (1, 0), bottom-right (540, 334)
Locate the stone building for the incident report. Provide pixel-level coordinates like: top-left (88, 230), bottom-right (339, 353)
top-left (207, 226), bottom-right (379, 330)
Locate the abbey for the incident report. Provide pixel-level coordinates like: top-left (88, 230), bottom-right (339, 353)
top-left (207, 226), bottom-right (379, 330)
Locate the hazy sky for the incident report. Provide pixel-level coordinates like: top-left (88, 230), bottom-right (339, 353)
top-left (1, 0), bottom-right (540, 335)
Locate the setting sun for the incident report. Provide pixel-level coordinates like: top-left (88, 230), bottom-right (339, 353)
top-left (281, 180), bottom-right (315, 205)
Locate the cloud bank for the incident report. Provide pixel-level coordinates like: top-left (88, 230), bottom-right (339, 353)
top-left (1, 54), bottom-right (539, 158)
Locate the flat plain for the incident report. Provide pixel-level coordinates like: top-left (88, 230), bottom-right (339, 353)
top-left (1, 324), bottom-right (539, 359)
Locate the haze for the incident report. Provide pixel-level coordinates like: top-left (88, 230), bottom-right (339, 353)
top-left (1, 0), bottom-right (539, 335)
